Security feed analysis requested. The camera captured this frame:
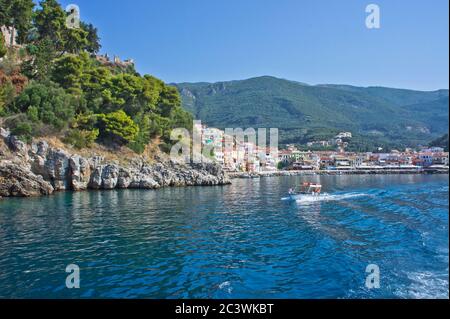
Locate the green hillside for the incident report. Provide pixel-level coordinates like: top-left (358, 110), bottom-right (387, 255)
top-left (430, 134), bottom-right (449, 152)
top-left (175, 76), bottom-right (449, 151)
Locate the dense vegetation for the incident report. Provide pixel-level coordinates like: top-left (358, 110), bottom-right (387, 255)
top-left (430, 134), bottom-right (449, 152)
top-left (0, 0), bottom-right (192, 153)
top-left (176, 76), bottom-right (449, 152)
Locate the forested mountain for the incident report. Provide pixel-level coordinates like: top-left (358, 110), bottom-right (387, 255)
top-left (175, 76), bottom-right (449, 151)
top-left (430, 134), bottom-right (449, 152)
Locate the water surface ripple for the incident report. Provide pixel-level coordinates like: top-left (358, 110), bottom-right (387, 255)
top-left (0, 174), bottom-right (448, 298)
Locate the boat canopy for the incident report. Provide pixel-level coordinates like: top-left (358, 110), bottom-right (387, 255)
top-left (291, 182), bottom-right (322, 194)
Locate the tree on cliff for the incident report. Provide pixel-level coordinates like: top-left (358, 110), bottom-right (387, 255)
top-left (33, 0), bottom-right (67, 49)
top-left (81, 22), bottom-right (101, 54)
top-left (98, 110), bottom-right (139, 145)
top-left (14, 81), bottom-right (77, 129)
top-left (0, 0), bottom-right (35, 44)
top-left (34, 0), bottom-right (90, 54)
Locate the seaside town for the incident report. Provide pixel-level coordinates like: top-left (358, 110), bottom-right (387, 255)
top-left (195, 123), bottom-right (449, 174)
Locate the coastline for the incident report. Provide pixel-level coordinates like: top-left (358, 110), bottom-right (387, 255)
top-left (0, 133), bottom-right (231, 199)
top-left (228, 168), bottom-right (449, 179)
top-left (0, 132), bottom-right (448, 199)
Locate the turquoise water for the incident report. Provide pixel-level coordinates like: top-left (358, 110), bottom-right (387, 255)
top-left (0, 174), bottom-right (448, 299)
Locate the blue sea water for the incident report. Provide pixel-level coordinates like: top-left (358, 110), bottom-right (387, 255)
top-left (0, 174), bottom-right (448, 299)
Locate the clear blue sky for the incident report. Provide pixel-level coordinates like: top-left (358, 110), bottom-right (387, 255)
top-left (58, 0), bottom-right (449, 90)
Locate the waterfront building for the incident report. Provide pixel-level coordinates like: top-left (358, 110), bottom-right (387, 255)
top-left (432, 152), bottom-right (449, 166)
top-left (416, 153), bottom-right (434, 167)
top-left (279, 150), bottom-right (292, 164)
top-left (320, 156), bottom-right (334, 169)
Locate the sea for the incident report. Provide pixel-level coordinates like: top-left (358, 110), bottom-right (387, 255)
top-left (0, 174), bottom-right (448, 298)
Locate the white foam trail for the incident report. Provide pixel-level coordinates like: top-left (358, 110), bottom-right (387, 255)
top-left (295, 192), bottom-right (368, 204)
top-left (395, 271), bottom-right (449, 299)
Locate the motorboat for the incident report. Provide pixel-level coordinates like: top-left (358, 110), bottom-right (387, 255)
top-left (288, 182), bottom-right (323, 201)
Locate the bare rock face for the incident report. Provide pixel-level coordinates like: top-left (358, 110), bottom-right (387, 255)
top-left (138, 176), bottom-right (159, 189)
top-left (89, 156), bottom-right (104, 169)
top-left (7, 136), bottom-right (28, 161)
top-left (30, 155), bottom-right (46, 176)
top-left (88, 166), bottom-right (103, 189)
top-left (36, 141), bottom-right (49, 157)
top-left (0, 131), bottom-right (231, 198)
top-left (43, 148), bottom-right (71, 191)
top-left (0, 164), bottom-right (54, 197)
top-left (117, 167), bottom-right (133, 188)
top-left (0, 128), bottom-right (10, 139)
top-left (69, 155), bottom-right (91, 191)
top-left (101, 164), bottom-right (120, 189)
top-left (139, 175), bottom-right (161, 189)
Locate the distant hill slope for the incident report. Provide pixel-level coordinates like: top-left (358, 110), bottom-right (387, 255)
top-left (430, 134), bottom-right (449, 152)
top-left (175, 76), bottom-right (449, 151)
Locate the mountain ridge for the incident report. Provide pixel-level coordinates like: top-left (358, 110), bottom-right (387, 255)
top-left (175, 76), bottom-right (449, 151)
top-left (175, 75), bottom-right (448, 92)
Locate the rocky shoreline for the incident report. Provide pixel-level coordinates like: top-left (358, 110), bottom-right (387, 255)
top-left (0, 131), bottom-right (230, 198)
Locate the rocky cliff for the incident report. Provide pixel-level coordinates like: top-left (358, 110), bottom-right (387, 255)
top-left (0, 129), bottom-right (230, 198)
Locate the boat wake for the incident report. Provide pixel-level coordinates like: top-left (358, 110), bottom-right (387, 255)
top-left (281, 192), bottom-right (369, 203)
top-left (298, 192), bottom-right (369, 204)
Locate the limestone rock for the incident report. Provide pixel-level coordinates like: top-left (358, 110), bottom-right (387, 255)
top-left (88, 166), bottom-right (103, 189)
top-left (44, 148), bottom-right (71, 190)
top-left (101, 164), bottom-right (119, 189)
top-left (117, 168), bottom-right (133, 188)
top-left (7, 135), bottom-right (27, 160)
top-left (0, 132), bottom-right (231, 198)
top-left (69, 155), bottom-right (91, 191)
top-left (0, 164), bottom-right (54, 197)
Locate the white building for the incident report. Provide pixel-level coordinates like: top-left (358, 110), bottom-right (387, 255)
top-left (432, 153), bottom-right (449, 166)
top-left (335, 132), bottom-right (352, 139)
